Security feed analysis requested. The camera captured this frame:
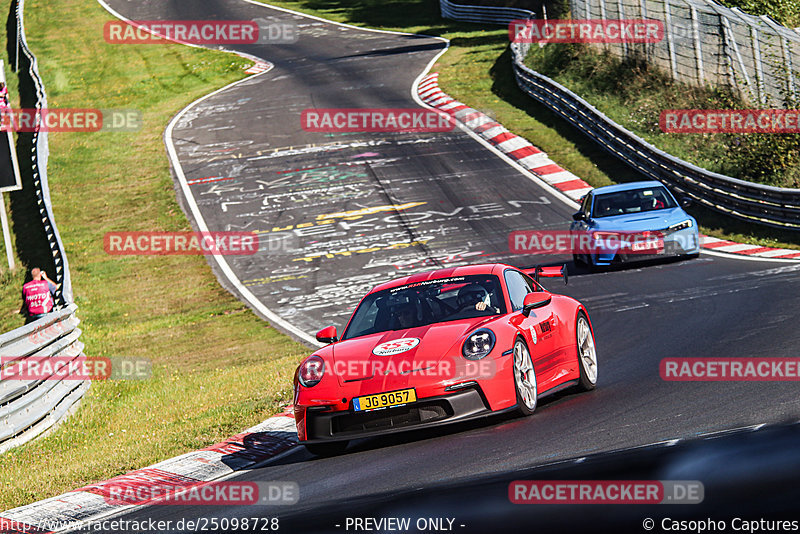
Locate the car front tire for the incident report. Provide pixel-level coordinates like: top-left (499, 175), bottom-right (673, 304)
top-left (575, 311), bottom-right (598, 391)
top-left (512, 338), bottom-right (537, 416)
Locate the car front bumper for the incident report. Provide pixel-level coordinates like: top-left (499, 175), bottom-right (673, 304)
top-left (298, 386), bottom-right (508, 443)
top-left (591, 228), bottom-right (700, 265)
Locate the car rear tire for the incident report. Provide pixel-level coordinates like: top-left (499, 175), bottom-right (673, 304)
top-left (575, 311), bottom-right (598, 391)
top-left (512, 338), bottom-right (537, 415)
top-left (305, 441), bottom-right (348, 457)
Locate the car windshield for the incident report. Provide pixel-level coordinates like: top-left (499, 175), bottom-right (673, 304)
top-left (592, 186), bottom-right (677, 218)
top-left (341, 274), bottom-right (506, 340)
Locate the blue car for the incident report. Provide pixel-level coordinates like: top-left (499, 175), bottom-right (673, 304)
top-left (570, 181), bottom-right (700, 267)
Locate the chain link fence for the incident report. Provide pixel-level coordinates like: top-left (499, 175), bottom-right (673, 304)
top-left (569, 0), bottom-right (800, 106)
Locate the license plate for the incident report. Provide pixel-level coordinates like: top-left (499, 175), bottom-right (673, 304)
top-left (353, 388), bottom-right (416, 412)
top-left (631, 239), bottom-right (663, 251)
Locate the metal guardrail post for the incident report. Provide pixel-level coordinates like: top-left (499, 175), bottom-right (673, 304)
top-left (664, 0), bottom-right (678, 78)
top-left (689, 4), bottom-right (705, 84)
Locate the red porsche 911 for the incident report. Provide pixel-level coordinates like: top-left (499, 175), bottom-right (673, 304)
top-left (292, 263), bottom-right (598, 456)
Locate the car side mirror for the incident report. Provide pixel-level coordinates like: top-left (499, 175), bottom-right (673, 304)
top-left (522, 292), bottom-right (552, 317)
top-left (680, 197), bottom-right (692, 208)
top-left (572, 211), bottom-right (585, 221)
top-left (315, 325), bottom-right (338, 344)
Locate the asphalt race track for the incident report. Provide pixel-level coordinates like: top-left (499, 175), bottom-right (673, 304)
top-left (97, 0), bottom-right (800, 531)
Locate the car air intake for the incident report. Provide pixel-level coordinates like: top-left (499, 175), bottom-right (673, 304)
top-left (332, 402), bottom-right (451, 435)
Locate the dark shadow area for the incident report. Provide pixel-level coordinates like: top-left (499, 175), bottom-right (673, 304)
top-left (515, 255), bottom-right (700, 279)
top-left (448, 31), bottom-right (510, 48)
top-left (574, 255), bottom-right (698, 275)
top-left (216, 431), bottom-right (298, 470)
top-left (277, 421), bottom-right (800, 533)
top-left (289, 0), bottom-right (447, 32)
top-left (267, 385), bottom-right (593, 467)
top-left (5, 0), bottom-right (57, 287)
top-left (284, 0), bottom-right (531, 36)
top-left (333, 41), bottom-right (448, 60)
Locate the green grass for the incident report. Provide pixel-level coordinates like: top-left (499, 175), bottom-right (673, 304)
top-left (717, 0), bottom-right (800, 27)
top-left (2, 0), bottom-right (799, 511)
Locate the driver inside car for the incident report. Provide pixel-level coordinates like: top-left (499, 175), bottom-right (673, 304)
top-left (393, 302), bottom-right (416, 329)
top-left (456, 283), bottom-right (497, 313)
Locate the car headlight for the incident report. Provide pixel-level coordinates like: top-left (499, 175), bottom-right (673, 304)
top-left (592, 231), bottom-right (620, 241)
top-left (298, 355), bottom-right (325, 387)
top-left (668, 219), bottom-right (694, 231)
top-left (462, 329), bottom-right (495, 360)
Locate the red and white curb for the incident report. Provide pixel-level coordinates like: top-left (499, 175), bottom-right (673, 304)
top-left (0, 407), bottom-right (298, 534)
top-left (244, 59), bottom-right (271, 75)
top-left (418, 73), bottom-right (593, 203)
top-left (699, 235), bottom-right (800, 259)
top-left (418, 72), bottom-right (800, 261)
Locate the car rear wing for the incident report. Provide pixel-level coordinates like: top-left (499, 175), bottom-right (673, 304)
top-left (524, 264), bottom-right (568, 285)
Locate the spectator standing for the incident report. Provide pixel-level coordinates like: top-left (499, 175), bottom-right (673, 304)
top-left (21, 267), bottom-right (57, 323)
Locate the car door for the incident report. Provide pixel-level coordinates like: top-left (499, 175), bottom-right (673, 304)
top-left (504, 269), bottom-right (560, 389)
top-left (572, 192), bottom-right (594, 230)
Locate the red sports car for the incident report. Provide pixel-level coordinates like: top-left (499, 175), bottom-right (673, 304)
top-left (293, 263), bottom-right (598, 456)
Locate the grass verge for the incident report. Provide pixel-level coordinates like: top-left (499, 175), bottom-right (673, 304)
top-left (0, 0), bottom-right (308, 510)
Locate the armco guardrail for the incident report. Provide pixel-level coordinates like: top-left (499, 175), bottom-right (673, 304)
top-left (0, 305), bottom-right (89, 454)
top-left (510, 40), bottom-right (800, 229)
top-left (440, 0), bottom-right (534, 25)
top-left (438, 0), bottom-right (800, 229)
top-left (10, 0), bottom-right (74, 304)
top-left (0, 0), bottom-right (87, 454)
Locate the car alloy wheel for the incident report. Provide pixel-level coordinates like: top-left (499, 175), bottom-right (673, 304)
top-left (576, 312), bottom-right (598, 390)
top-left (513, 338), bottom-right (537, 415)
